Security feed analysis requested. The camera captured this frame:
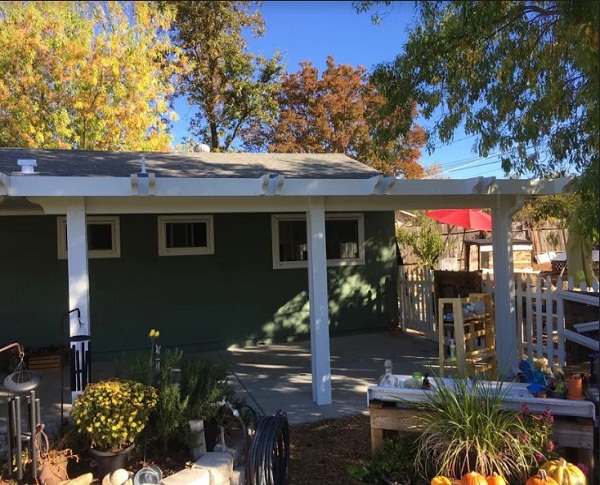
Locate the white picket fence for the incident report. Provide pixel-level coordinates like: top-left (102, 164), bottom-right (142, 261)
top-left (398, 267), bottom-right (599, 367)
top-left (511, 273), bottom-right (599, 367)
top-left (397, 266), bottom-right (436, 339)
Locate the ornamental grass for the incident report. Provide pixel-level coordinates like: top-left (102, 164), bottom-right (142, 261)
top-left (412, 375), bottom-right (556, 482)
top-left (71, 379), bottom-right (157, 453)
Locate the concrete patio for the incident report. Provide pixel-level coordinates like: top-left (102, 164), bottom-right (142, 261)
top-left (1, 329), bottom-right (439, 432)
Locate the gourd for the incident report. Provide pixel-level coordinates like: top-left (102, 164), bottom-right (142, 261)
top-left (431, 476), bottom-right (452, 485)
top-left (526, 469), bottom-right (559, 485)
top-left (461, 471), bottom-right (487, 485)
top-left (486, 472), bottom-right (507, 485)
top-left (540, 458), bottom-right (587, 485)
top-left (403, 377), bottom-right (422, 388)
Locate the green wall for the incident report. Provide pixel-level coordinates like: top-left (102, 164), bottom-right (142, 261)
top-left (0, 211), bottom-right (397, 357)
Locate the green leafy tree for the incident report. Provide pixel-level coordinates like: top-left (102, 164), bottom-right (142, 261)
top-left (259, 56), bottom-right (426, 178)
top-left (396, 213), bottom-right (444, 267)
top-left (0, 1), bottom-right (178, 150)
top-left (166, 1), bottom-right (284, 151)
top-left (356, 1), bottom-right (599, 239)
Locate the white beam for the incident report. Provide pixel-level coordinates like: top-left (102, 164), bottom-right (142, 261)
top-left (66, 198), bottom-right (91, 337)
top-left (491, 196), bottom-right (523, 378)
top-left (7, 174), bottom-right (572, 198)
top-left (307, 197), bottom-right (332, 405)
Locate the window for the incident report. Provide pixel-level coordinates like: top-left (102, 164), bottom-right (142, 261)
top-left (158, 215), bottom-right (214, 256)
top-left (57, 216), bottom-right (120, 259)
top-left (272, 213), bottom-right (364, 269)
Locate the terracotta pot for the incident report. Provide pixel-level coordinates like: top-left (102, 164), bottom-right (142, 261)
top-left (89, 443), bottom-right (134, 481)
top-left (567, 374), bottom-right (583, 399)
top-left (37, 454), bottom-right (69, 485)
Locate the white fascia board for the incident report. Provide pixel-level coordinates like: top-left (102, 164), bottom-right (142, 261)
top-left (492, 177), bottom-right (572, 195)
top-left (9, 176), bottom-right (131, 196)
top-left (385, 177), bottom-right (571, 197)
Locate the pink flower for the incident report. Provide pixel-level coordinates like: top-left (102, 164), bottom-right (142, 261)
top-left (547, 442), bottom-right (555, 452)
top-left (534, 452), bottom-right (544, 463)
top-left (519, 433), bottom-right (528, 443)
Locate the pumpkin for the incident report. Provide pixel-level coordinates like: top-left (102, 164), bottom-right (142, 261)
top-left (431, 476), bottom-right (452, 485)
top-left (540, 458), bottom-right (587, 485)
top-left (486, 472), bottom-right (507, 485)
top-left (527, 469), bottom-right (560, 485)
top-left (461, 471), bottom-right (487, 485)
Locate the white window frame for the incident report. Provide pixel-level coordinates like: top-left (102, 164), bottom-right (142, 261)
top-left (158, 215), bottom-right (214, 256)
top-left (57, 216), bottom-right (121, 259)
top-left (271, 213), bottom-right (365, 269)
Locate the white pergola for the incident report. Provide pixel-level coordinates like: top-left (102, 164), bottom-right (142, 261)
top-left (0, 160), bottom-right (570, 405)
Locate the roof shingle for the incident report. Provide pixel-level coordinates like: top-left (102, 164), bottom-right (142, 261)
top-left (0, 148), bottom-right (380, 179)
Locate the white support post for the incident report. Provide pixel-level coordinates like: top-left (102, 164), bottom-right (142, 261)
top-left (491, 196), bottom-right (523, 378)
top-left (66, 199), bottom-right (91, 337)
top-left (307, 197), bottom-right (332, 405)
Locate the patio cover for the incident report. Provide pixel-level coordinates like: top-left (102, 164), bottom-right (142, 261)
top-left (0, 149), bottom-right (571, 405)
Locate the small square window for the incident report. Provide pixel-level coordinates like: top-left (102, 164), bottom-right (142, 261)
top-left (57, 216), bottom-right (120, 259)
top-left (272, 213), bottom-right (364, 269)
top-left (158, 215), bottom-right (214, 256)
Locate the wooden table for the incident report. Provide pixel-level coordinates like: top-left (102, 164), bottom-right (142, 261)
top-left (367, 376), bottom-right (596, 480)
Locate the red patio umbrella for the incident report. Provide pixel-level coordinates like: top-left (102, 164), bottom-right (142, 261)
top-left (424, 208), bottom-right (492, 232)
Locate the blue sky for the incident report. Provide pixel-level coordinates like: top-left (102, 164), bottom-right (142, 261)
top-left (172, 1), bottom-right (507, 179)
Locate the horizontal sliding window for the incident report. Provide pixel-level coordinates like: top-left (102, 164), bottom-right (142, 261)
top-left (158, 215), bottom-right (214, 256)
top-left (57, 216), bottom-right (120, 259)
top-left (272, 213), bottom-right (364, 269)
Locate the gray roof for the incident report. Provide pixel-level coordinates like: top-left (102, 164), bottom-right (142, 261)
top-left (0, 148), bottom-right (380, 179)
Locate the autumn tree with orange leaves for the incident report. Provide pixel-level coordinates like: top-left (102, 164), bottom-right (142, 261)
top-left (251, 56), bottom-right (426, 178)
top-left (0, 1), bottom-right (178, 151)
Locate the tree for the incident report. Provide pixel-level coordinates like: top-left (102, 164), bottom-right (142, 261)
top-left (396, 212), bottom-right (444, 267)
top-left (0, 1), bottom-right (178, 150)
top-left (258, 56), bottom-right (426, 178)
top-left (166, 1), bottom-right (284, 152)
top-left (356, 1), bottom-right (599, 239)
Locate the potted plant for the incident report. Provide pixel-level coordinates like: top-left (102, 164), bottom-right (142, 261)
top-left (22, 423), bottom-right (79, 485)
top-left (71, 379), bottom-right (157, 479)
top-left (180, 356), bottom-right (236, 454)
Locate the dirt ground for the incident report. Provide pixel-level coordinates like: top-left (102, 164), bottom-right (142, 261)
top-left (288, 414), bottom-right (371, 484)
top-left (1, 414), bottom-right (372, 485)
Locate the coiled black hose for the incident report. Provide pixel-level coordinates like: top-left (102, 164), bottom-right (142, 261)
top-left (246, 410), bottom-right (289, 485)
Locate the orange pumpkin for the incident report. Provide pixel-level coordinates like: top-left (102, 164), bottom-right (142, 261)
top-left (527, 469), bottom-right (560, 485)
top-left (540, 458), bottom-right (587, 485)
top-left (486, 472), bottom-right (507, 485)
top-left (461, 471), bottom-right (487, 485)
top-left (431, 476), bottom-right (452, 485)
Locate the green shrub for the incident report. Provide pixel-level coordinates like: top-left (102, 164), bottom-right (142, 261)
top-left (348, 434), bottom-right (426, 484)
top-left (147, 348), bottom-right (189, 452)
top-left (180, 356), bottom-right (235, 422)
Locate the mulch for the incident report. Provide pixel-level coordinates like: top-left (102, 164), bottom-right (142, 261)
top-left (1, 414), bottom-right (373, 485)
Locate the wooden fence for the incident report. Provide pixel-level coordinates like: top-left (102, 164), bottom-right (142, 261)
top-left (398, 267), bottom-right (599, 367)
top-left (397, 266), bottom-right (435, 339)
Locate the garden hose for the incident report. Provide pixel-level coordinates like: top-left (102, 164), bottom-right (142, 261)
top-left (246, 411), bottom-right (290, 485)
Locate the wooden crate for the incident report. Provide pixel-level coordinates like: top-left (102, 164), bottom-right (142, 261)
top-left (438, 294), bottom-right (497, 379)
top-left (27, 352), bottom-right (62, 372)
